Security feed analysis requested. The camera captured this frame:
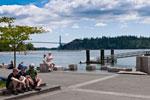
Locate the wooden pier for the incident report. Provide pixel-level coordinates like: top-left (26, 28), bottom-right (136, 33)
top-left (85, 50), bottom-right (150, 65)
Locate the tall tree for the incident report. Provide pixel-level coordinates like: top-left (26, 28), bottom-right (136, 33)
top-left (0, 17), bottom-right (45, 67)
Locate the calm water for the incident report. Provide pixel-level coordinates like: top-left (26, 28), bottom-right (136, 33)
top-left (0, 49), bottom-right (148, 73)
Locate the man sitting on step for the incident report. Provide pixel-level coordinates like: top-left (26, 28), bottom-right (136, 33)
top-left (6, 68), bottom-right (26, 95)
top-left (26, 63), bottom-right (42, 91)
top-left (18, 66), bottom-right (32, 91)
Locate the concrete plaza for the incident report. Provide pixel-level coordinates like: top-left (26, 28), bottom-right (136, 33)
top-left (1, 69), bottom-right (150, 100)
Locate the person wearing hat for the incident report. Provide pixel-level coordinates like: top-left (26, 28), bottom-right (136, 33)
top-left (6, 68), bottom-right (25, 95)
top-left (18, 66), bottom-right (32, 91)
top-left (26, 63), bottom-right (42, 91)
top-left (46, 51), bottom-right (55, 72)
top-left (18, 62), bottom-right (24, 70)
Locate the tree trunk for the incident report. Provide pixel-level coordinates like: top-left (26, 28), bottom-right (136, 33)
top-left (14, 45), bottom-right (16, 68)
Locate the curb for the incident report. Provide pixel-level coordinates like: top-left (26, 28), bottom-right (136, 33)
top-left (4, 85), bottom-right (61, 100)
top-left (1, 82), bottom-right (47, 95)
top-left (117, 71), bottom-right (147, 75)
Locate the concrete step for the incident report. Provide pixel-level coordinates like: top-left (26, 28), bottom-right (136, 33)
top-left (3, 85), bottom-right (61, 100)
top-left (117, 71), bottom-right (147, 75)
top-left (1, 82), bottom-right (46, 95)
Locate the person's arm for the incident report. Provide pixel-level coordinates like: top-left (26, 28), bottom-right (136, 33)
top-left (26, 70), bottom-right (31, 78)
top-left (26, 75), bottom-right (31, 78)
top-left (50, 56), bottom-right (53, 60)
top-left (11, 77), bottom-right (24, 84)
top-left (43, 58), bottom-right (46, 63)
top-left (20, 76), bottom-right (26, 82)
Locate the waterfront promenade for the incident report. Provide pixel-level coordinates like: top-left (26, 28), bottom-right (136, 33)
top-left (1, 69), bottom-right (150, 100)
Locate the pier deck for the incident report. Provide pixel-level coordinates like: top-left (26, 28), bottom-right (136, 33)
top-left (0, 69), bottom-right (150, 100)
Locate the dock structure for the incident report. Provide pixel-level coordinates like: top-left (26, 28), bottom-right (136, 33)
top-left (86, 50), bottom-right (90, 65)
top-left (106, 50), bottom-right (150, 59)
top-left (86, 49), bottom-right (115, 64)
top-left (85, 50), bottom-right (150, 64)
top-left (101, 49), bottom-right (105, 65)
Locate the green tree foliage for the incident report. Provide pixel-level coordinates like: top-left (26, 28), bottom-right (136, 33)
top-left (0, 38), bottom-right (12, 51)
top-left (25, 43), bottom-right (34, 50)
top-left (61, 36), bottom-right (150, 50)
top-left (0, 17), bottom-right (45, 66)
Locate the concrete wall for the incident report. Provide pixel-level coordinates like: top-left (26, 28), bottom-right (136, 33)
top-left (136, 56), bottom-right (150, 74)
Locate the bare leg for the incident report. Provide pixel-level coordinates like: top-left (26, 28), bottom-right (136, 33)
top-left (12, 80), bottom-right (18, 91)
top-left (26, 79), bottom-right (30, 88)
top-left (49, 64), bottom-right (52, 71)
top-left (28, 78), bottom-right (34, 86)
top-left (20, 77), bottom-right (26, 89)
top-left (36, 78), bottom-right (42, 87)
top-left (19, 83), bottom-right (23, 90)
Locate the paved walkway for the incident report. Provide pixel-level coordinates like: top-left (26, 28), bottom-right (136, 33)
top-left (1, 69), bottom-right (150, 100)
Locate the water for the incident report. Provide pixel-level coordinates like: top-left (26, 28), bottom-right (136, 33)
top-left (0, 50), bottom-right (147, 73)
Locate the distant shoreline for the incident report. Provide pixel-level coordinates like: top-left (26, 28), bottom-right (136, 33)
top-left (0, 50), bottom-right (82, 55)
top-left (0, 50), bottom-right (48, 55)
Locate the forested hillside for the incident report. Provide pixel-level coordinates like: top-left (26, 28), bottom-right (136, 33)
top-left (61, 36), bottom-right (150, 50)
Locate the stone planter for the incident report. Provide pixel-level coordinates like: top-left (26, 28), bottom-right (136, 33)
top-left (108, 67), bottom-right (132, 72)
top-left (69, 64), bottom-right (78, 71)
top-left (86, 65), bottom-right (96, 71)
top-left (100, 66), bottom-right (108, 70)
top-left (54, 66), bottom-right (66, 71)
top-left (108, 67), bottom-right (121, 72)
top-left (40, 63), bottom-right (49, 72)
top-left (120, 68), bottom-right (132, 71)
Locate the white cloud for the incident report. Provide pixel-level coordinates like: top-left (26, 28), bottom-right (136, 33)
top-left (0, 22), bottom-right (8, 27)
top-left (0, 4), bottom-right (69, 31)
top-left (0, 0), bottom-right (150, 31)
top-left (65, 33), bottom-right (69, 36)
top-left (120, 23), bottom-right (128, 28)
top-left (72, 24), bottom-right (79, 29)
top-left (95, 22), bottom-right (107, 27)
top-left (45, 0), bottom-right (150, 21)
top-left (141, 18), bottom-right (150, 24)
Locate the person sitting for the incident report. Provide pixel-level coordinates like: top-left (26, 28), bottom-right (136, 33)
top-left (18, 62), bottom-right (24, 70)
top-left (18, 66), bottom-right (32, 91)
top-left (1, 63), bottom-right (6, 68)
top-left (26, 64), bottom-right (42, 91)
top-left (8, 61), bottom-right (14, 69)
top-left (46, 51), bottom-right (55, 72)
top-left (6, 68), bottom-right (26, 95)
top-left (43, 54), bottom-right (47, 64)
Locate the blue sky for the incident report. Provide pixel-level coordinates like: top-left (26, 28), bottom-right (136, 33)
top-left (0, 0), bottom-right (150, 48)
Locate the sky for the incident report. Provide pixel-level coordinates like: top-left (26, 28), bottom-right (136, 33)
top-left (0, 0), bottom-right (150, 48)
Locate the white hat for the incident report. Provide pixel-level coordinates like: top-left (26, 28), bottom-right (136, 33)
top-left (29, 63), bottom-right (35, 68)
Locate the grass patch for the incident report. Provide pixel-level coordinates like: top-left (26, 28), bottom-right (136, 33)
top-left (0, 80), bottom-right (6, 89)
top-left (96, 67), bottom-right (100, 70)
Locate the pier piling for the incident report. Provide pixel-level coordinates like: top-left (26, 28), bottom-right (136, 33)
top-left (101, 49), bottom-right (105, 65)
top-left (86, 50), bottom-right (90, 65)
top-left (111, 49), bottom-right (114, 64)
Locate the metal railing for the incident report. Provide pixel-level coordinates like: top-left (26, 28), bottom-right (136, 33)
top-left (105, 51), bottom-right (150, 59)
